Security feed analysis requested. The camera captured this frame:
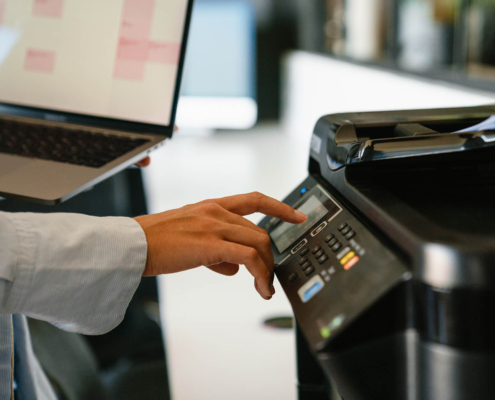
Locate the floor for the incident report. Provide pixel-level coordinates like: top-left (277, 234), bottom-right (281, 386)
top-left (142, 124), bottom-right (310, 400)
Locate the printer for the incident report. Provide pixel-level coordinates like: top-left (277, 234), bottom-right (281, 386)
top-left (260, 106), bottom-right (495, 400)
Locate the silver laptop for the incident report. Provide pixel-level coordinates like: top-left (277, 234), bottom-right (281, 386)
top-left (0, 0), bottom-right (193, 204)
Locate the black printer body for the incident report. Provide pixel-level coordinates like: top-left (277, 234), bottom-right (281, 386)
top-left (259, 106), bottom-right (495, 400)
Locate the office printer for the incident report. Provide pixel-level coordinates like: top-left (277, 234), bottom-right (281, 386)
top-left (260, 105), bottom-right (495, 400)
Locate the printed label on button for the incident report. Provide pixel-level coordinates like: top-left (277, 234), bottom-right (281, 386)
top-left (311, 221), bottom-right (327, 237)
top-left (291, 239), bottom-right (308, 255)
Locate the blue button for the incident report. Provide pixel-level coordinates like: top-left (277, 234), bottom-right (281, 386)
top-left (303, 281), bottom-right (323, 302)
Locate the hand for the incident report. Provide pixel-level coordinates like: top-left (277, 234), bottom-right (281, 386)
top-left (134, 125), bottom-right (178, 168)
top-left (134, 192), bottom-right (307, 300)
top-left (135, 157), bottom-right (151, 168)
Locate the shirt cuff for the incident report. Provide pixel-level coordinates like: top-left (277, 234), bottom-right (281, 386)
top-left (0, 213), bottom-right (20, 283)
top-left (1, 213), bottom-right (147, 335)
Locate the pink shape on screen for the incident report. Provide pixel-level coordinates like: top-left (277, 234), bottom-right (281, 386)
top-left (117, 38), bottom-right (148, 61)
top-left (0, 1), bottom-right (5, 25)
top-left (114, 59), bottom-right (145, 81)
top-left (24, 49), bottom-right (56, 73)
top-left (33, 0), bottom-right (64, 18)
top-left (122, 0), bottom-right (155, 22)
top-left (147, 41), bottom-right (181, 65)
top-left (120, 20), bottom-right (152, 40)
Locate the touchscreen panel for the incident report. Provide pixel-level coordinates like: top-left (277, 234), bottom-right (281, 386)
top-left (270, 186), bottom-right (341, 253)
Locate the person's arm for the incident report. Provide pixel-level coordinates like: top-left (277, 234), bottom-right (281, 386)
top-left (0, 212), bottom-right (147, 335)
top-left (0, 192), bottom-right (305, 335)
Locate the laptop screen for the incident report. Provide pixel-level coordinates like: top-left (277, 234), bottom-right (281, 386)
top-left (0, 0), bottom-right (189, 127)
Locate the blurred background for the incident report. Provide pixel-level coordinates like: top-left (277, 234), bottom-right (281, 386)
top-left (147, 0), bottom-right (495, 399)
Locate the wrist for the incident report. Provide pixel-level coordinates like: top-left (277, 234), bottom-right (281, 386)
top-left (133, 217), bottom-right (152, 277)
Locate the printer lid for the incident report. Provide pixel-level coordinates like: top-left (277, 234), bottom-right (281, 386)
top-left (312, 105), bottom-right (495, 290)
top-left (324, 105), bottom-right (495, 171)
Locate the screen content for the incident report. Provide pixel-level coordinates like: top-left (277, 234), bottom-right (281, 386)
top-left (0, 0), bottom-right (189, 125)
top-left (270, 195), bottom-right (329, 254)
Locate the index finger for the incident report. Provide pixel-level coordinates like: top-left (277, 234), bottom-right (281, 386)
top-left (210, 192), bottom-right (307, 224)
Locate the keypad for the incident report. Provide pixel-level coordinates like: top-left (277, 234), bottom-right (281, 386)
top-left (0, 119), bottom-right (149, 168)
top-left (331, 242), bottom-right (342, 252)
top-left (314, 249), bottom-right (325, 259)
top-left (304, 266), bottom-right (315, 276)
top-left (341, 226), bottom-right (351, 235)
top-left (312, 245), bottom-right (322, 254)
top-left (324, 234), bottom-right (335, 243)
top-left (345, 231), bottom-right (355, 240)
top-left (301, 261), bottom-right (312, 270)
top-left (318, 254), bottom-right (328, 264)
top-left (328, 238), bottom-right (338, 247)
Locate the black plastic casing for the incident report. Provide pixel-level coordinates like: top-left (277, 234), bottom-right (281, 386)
top-left (260, 106), bottom-right (495, 400)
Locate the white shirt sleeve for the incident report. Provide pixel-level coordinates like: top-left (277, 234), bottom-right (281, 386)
top-left (0, 212), bottom-right (148, 335)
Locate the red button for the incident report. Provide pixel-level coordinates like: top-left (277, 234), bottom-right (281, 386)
top-left (344, 256), bottom-right (360, 271)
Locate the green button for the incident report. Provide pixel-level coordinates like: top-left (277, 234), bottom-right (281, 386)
top-left (320, 327), bottom-right (331, 339)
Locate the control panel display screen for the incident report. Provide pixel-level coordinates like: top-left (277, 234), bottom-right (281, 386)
top-left (270, 195), bottom-right (328, 253)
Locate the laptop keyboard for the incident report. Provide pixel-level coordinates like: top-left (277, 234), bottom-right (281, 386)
top-left (0, 119), bottom-right (150, 168)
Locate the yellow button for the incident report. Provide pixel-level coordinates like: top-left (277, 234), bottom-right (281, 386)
top-left (340, 251), bottom-right (355, 265)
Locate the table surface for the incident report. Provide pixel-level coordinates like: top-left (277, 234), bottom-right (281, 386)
top-left (143, 123), bottom-right (310, 400)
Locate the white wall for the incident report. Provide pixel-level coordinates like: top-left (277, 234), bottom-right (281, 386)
top-left (282, 51), bottom-right (495, 141)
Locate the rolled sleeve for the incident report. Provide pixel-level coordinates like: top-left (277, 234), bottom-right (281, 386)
top-left (0, 212), bottom-right (147, 335)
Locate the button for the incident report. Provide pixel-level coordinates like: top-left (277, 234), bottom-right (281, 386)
top-left (341, 226), bottom-right (351, 235)
top-left (311, 221), bottom-right (327, 237)
top-left (327, 238), bottom-right (338, 247)
top-left (298, 275), bottom-right (325, 303)
top-left (289, 273), bottom-right (298, 282)
top-left (324, 275), bottom-right (331, 282)
top-left (331, 242), bottom-right (342, 252)
top-left (328, 267), bottom-right (336, 274)
top-left (338, 223), bottom-right (348, 231)
top-left (301, 261), bottom-right (312, 270)
top-left (315, 249), bottom-right (325, 258)
top-left (345, 231), bottom-right (355, 240)
top-left (304, 266), bottom-right (315, 276)
top-left (300, 248), bottom-right (309, 256)
top-left (336, 246), bottom-right (352, 260)
top-left (324, 234), bottom-right (335, 243)
top-left (340, 251), bottom-right (356, 265)
top-left (291, 239), bottom-right (308, 255)
top-left (318, 254), bottom-right (328, 264)
top-left (321, 270), bottom-right (328, 276)
top-left (299, 257), bottom-right (308, 266)
top-left (312, 245), bottom-right (322, 254)
top-left (344, 256), bottom-right (360, 270)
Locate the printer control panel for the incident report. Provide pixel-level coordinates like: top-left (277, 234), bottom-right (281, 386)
top-left (260, 176), bottom-right (409, 350)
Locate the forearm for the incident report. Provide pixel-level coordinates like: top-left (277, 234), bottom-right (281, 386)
top-left (0, 212), bottom-right (147, 335)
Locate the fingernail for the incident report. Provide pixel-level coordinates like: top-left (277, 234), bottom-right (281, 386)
top-left (270, 284), bottom-right (276, 295)
top-left (295, 210), bottom-right (307, 220)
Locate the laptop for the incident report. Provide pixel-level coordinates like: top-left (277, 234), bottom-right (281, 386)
top-left (0, 0), bottom-right (193, 204)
